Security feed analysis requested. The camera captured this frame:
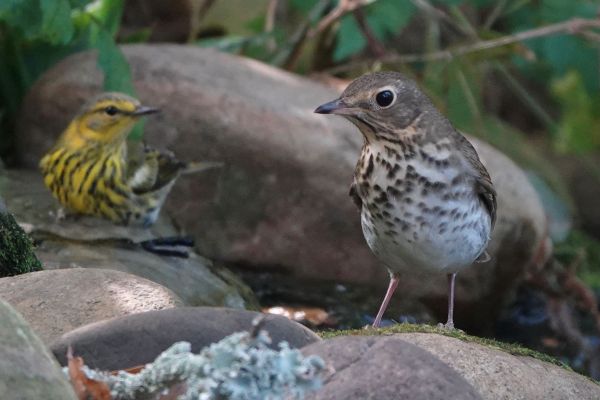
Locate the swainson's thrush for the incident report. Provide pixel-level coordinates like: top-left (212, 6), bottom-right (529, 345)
top-left (315, 71), bottom-right (496, 328)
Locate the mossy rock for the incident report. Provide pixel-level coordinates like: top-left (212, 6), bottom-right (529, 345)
top-left (320, 323), bottom-right (569, 369)
top-left (0, 203), bottom-right (42, 277)
top-left (318, 324), bottom-right (600, 399)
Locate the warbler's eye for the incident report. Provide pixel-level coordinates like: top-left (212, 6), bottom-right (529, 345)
top-left (104, 106), bottom-right (119, 116)
top-left (375, 90), bottom-right (395, 108)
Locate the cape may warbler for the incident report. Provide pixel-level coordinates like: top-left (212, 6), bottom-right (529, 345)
top-left (40, 92), bottom-right (218, 227)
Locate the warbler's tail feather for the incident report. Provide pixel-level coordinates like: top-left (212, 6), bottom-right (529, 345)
top-left (181, 161), bottom-right (224, 175)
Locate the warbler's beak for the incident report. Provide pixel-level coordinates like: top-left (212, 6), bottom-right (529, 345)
top-left (132, 105), bottom-right (160, 116)
top-left (314, 98), bottom-right (349, 115)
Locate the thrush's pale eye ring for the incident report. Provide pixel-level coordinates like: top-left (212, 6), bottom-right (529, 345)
top-left (104, 106), bottom-right (119, 116)
top-left (375, 90), bottom-right (395, 108)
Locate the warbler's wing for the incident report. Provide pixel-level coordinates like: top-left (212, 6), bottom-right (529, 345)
top-left (126, 142), bottom-right (160, 193)
top-left (180, 161), bottom-right (223, 175)
top-left (128, 141), bottom-right (223, 194)
top-left (151, 150), bottom-right (186, 191)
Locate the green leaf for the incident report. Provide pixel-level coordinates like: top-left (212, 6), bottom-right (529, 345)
top-left (68, 0), bottom-right (92, 8)
top-left (431, 0), bottom-right (464, 5)
top-left (120, 27), bottom-right (152, 44)
top-left (82, 0), bottom-right (124, 36)
top-left (197, 33), bottom-right (273, 54)
top-left (507, 0), bottom-right (599, 92)
top-left (40, 0), bottom-right (74, 44)
top-left (333, 15), bottom-right (365, 61)
top-left (0, 0), bottom-right (75, 44)
top-left (551, 70), bottom-right (600, 153)
top-left (290, 0), bottom-right (319, 14)
top-left (446, 63), bottom-right (481, 131)
top-left (365, 0), bottom-right (415, 40)
top-left (96, 29), bottom-right (134, 94)
top-left (0, 0), bottom-right (44, 41)
top-left (96, 29), bottom-right (141, 140)
top-left (446, 72), bottom-right (471, 129)
top-left (541, 35), bottom-right (599, 92)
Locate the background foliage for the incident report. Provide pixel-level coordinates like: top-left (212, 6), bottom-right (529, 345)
top-left (0, 0), bottom-right (135, 163)
top-left (1, 0), bottom-right (600, 281)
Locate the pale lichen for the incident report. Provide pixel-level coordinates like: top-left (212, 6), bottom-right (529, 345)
top-left (75, 328), bottom-right (325, 399)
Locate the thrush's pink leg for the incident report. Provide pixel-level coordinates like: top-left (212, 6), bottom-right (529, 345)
top-left (373, 273), bottom-right (400, 328)
top-left (445, 272), bottom-right (456, 329)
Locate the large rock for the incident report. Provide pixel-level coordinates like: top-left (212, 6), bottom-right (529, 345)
top-left (16, 45), bottom-right (547, 331)
top-left (0, 299), bottom-right (76, 400)
top-left (396, 332), bottom-right (600, 400)
top-left (0, 169), bottom-right (258, 309)
top-left (0, 268), bottom-right (182, 343)
top-left (302, 336), bottom-right (482, 400)
top-left (51, 307), bottom-right (321, 371)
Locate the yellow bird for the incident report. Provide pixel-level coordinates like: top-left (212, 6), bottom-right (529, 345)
top-left (40, 92), bottom-right (218, 227)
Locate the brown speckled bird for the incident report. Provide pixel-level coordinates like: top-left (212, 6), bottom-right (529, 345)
top-left (315, 71), bottom-right (496, 328)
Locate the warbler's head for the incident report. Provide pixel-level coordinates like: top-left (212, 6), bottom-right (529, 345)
top-left (66, 92), bottom-right (159, 146)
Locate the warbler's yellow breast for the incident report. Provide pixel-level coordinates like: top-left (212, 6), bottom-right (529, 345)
top-left (40, 144), bottom-right (130, 222)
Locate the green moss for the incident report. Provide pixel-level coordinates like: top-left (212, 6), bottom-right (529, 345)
top-left (0, 211), bottom-right (42, 277)
top-left (319, 323), bottom-right (571, 370)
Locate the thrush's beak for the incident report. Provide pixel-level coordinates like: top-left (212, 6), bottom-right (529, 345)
top-left (132, 105), bottom-right (160, 116)
top-left (314, 98), bottom-right (348, 115)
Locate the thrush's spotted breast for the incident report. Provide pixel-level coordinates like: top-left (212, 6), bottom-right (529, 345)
top-left (40, 92), bottom-right (219, 228)
top-left (315, 71), bottom-right (496, 328)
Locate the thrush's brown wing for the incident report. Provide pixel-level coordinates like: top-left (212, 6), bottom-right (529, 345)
top-left (456, 134), bottom-right (497, 229)
top-left (349, 182), bottom-right (363, 210)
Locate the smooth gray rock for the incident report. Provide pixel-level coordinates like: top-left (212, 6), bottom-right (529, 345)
top-left (302, 335), bottom-right (483, 400)
top-left (0, 268), bottom-right (183, 344)
top-left (0, 299), bottom-right (76, 400)
top-left (397, 332), bottom-right (600, 400)
top-left (51, 307), bottom-right (320, 371)
top-left (0, 169), bottom-right (258, 310)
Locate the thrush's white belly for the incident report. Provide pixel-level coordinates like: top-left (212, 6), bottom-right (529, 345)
top-left (359, 147), bottom-right (491, 275)
top-left (361, 199), bottom-right (490, 275)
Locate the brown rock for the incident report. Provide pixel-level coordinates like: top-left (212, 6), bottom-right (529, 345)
top-left (396, 332), bottom-right (600, 400)
top-left (51, 307), bottom-right (321, 371)
top-left (1, 169), bottom-right (258, 309)
top-left (0, 299), bottom-right (77, 400)
top-left (16, 45), bottom-right (547, 331)
top-left (302, 336), bottom-right (483, 400)
top-left (0, 268), bottom-right (182, 343)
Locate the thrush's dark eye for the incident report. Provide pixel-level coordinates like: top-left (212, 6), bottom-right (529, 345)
top-left (104, 106), bottom-right (119, 116)
top-left (375, 90), bottom-right (394, 108)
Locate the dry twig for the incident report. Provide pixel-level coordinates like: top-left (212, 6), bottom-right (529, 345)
top-left (352, 7), bottom-right (386, 57)
top-left (326, 17), bottom-right (600, 74)
top-left (187, 0), bottom-right (218, 42)
top-left (308, 0), bottom-right (373, 39)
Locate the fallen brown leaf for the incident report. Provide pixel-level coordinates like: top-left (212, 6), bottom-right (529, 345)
top-left (67, 346), bottom-right (112, 400)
